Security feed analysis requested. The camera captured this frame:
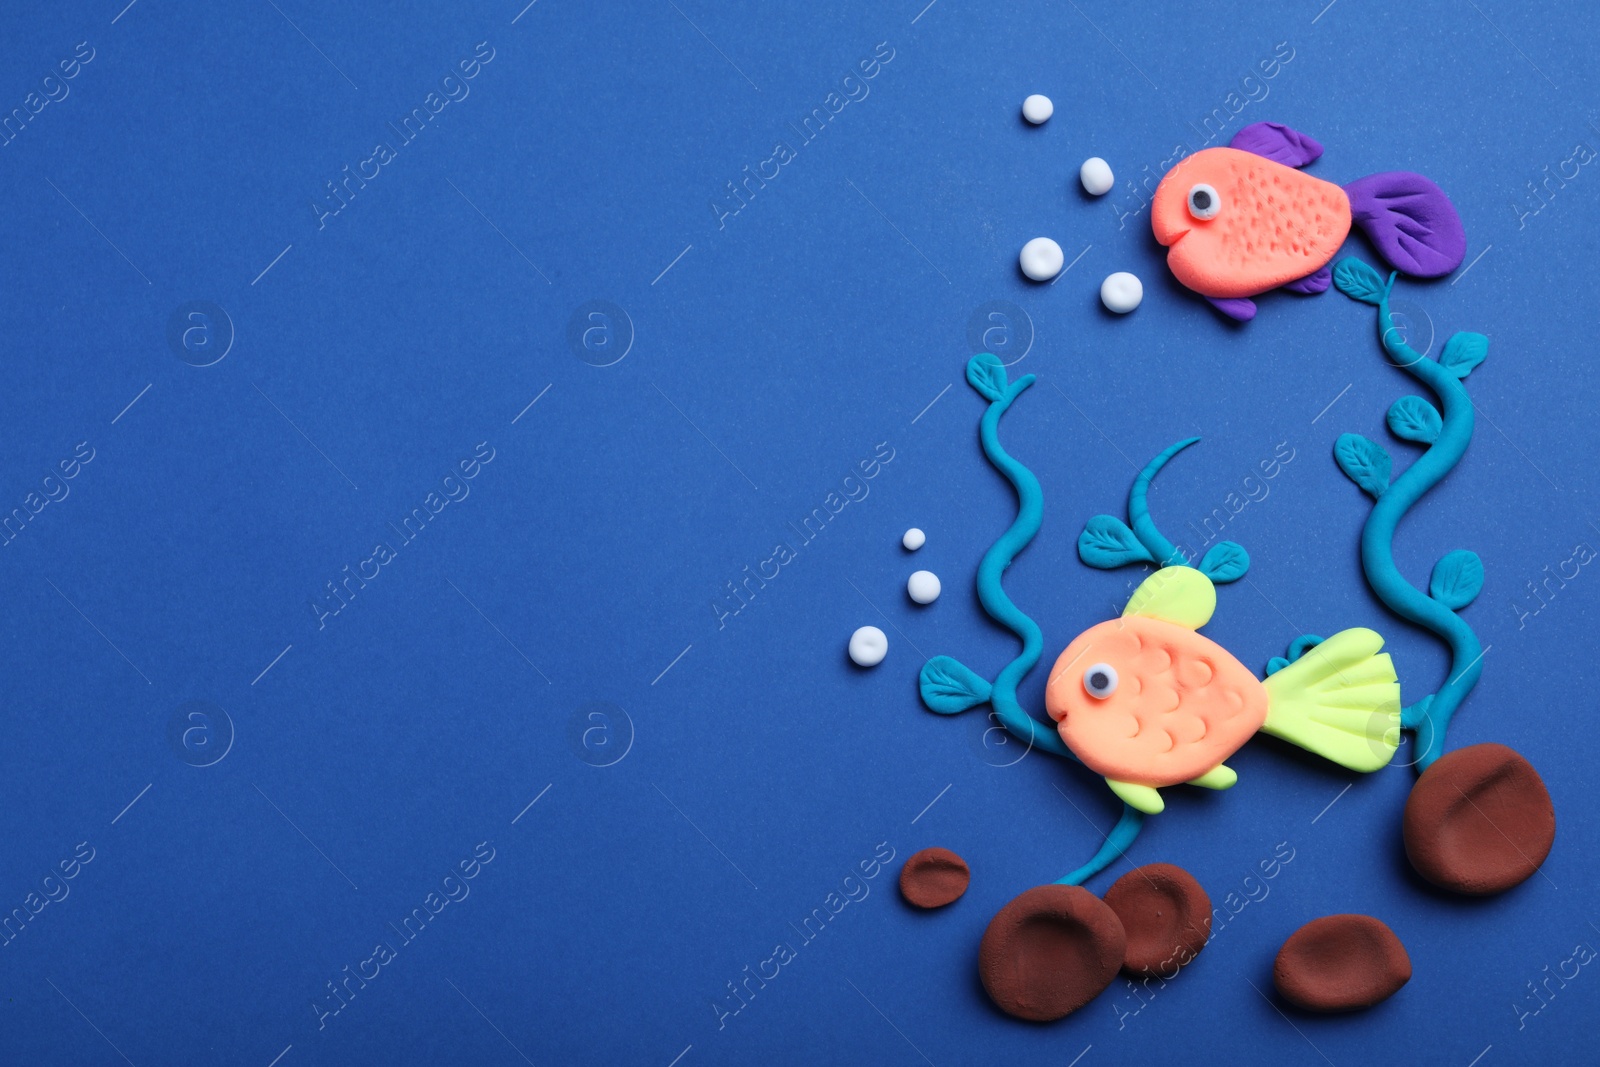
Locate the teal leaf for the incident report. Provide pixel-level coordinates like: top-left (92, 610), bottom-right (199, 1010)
top-left (1334, 433), bottom-right (1391, 499)
top-left (966, 353), bottom-right (1008, 403)
top-left (1388, 395), bottom-right (1442, 444)
top-left (1198, 540), bottom-right (1250, 583)
top-left (1265, 656), bottom-right (1290, 677)
top-left (1401, 694), bottom-right (1433, 730)
top-left (1440, 332), bottom-right (1488, 379)
top-left (1332, 257), bottom-right (1386, 304)
top-left (1429, 549), bottom-right (1484, 610)
top-left (1078, 515), bottom-right (1155, 569)
top-left (919, 656), bottom-right (993, 714)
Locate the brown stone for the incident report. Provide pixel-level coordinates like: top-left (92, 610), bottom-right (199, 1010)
top-left (1103, 863), bottom-right (1211, 978)
top-left (1273, 914), bottom-right (1411, 1012)
top-left (978, 884), bottom-right (1125, 1021)
top-left (898, 848), bottom-right (970, 909)
top-left (1403, 743), bottom-right (1555, 895)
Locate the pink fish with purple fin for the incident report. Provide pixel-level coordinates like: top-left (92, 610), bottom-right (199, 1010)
top-left (1150, 121), bottom-right (1466, 321)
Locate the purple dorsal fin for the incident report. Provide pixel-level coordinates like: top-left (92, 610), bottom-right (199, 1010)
top-left (1282, 264), bottom-right (1332, 294)
top-left (1230, 122), bottom-right (1324, 168)
top-left (1344, 172), bottom-right (1467, 278)
top-left (1207, 296), bottom-right (1257, 322)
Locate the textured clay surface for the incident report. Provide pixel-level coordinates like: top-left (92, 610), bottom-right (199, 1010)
top-left (1045, 615), bottom-right (1268, 785)
top-left (1103, 863), bottom-right (1212, 978)
top-left (1273, 914), bottom-right (1411, 1012)
top-left (1152, 147), bottom-right (1352, 298)
top-left (898, 848), bottom-right (970, 909)
top-left (978, 885), bottom-right (1125, 1022)
top-left (1403, 742), bottom-right (1555, 895)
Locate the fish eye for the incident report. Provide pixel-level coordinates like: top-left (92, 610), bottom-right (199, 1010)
top-left (1083, 663), bottom-right (1118, 699)
top-left (1187, 183), bottom-right (1221, 220)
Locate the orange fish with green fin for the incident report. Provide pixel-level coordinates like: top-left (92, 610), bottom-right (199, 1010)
top-left (1044, 565), bottom-right (1401, 814)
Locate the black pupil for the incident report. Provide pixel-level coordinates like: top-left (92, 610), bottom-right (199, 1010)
top-left (1192, 189), bottom-right (1212, 210)
top-left (1089, 671), bottom-right (1109, 691)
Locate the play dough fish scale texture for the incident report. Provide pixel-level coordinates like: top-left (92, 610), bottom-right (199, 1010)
top-left (1047, 617), bottom-right (1267, 785)
top-left (1160, 149), bottom-right (1352, 296)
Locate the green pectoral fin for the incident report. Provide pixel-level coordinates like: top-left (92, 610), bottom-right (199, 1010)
top-left (1123, 566), bottom-right (1216, 629)
top-left (1106, 778), bottom-right (1165, 814)
top-left (1187, 764), bottom-right (1238, 790)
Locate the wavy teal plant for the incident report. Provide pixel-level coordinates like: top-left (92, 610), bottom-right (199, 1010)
top-left (918, 354), bottom-right (1141, 887)
top-left (1331, 257), bottom-right (1486, 772)
top-left (1077, 437), bottom-right (1251, 583)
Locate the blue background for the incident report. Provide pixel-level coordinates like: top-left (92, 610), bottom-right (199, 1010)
top-left (0, 1), bottom-right (1594, 1063)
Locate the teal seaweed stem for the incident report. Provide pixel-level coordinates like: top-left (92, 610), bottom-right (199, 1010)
top-left (919, 354), bottom-right (1143, 886)
top-left (1334, 260), bottom-right (1486, 772)
top-left (1128, 438), bottom-right (1199, 567)
top-left (972, 372), bottom-right (1071, 759)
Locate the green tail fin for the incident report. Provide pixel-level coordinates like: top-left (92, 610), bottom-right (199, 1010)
top-left (1260, 628), bottom-right (1400, 772)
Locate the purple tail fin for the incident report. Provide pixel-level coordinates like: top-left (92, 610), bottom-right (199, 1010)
top-left (1344, 172), bottom-right (1466, 278)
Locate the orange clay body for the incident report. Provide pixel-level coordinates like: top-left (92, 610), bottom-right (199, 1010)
top-left (1151, 147), bottom-right (1352, 299)
top-left (1045, 616), bottom-right (1268, 787)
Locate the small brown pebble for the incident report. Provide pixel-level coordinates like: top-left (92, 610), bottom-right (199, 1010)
top-left (899, 848), bottom-right (970, 908)
top-left (1403, 743), bottom-right (1555, 895)
top-left (1103, 863), bottom-right (1212, 978)
top-left (1273, 914), bottom-right (1411, 1012)
top-left (978, 884), bottom-right (1125, 1021)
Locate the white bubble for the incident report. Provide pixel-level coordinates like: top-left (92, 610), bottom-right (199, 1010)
top-left (849, 625), bottom-right (888, 667)
top-left (1022, 94), bottom-right (1053, 124)
top-left (1019, 237), bottom-right (1064, 282)
top-left (902, 527), bottom-right (926, 551)
top-left (908, 570), bottom-right (942, 605)
top-left (1101, 272), bottom-right (1143, 313)
top-left (1080, 157), bottom-right (1114, 197)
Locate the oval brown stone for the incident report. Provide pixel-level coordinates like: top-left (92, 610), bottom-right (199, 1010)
top-left (899, 848), bottom-right (970, 908)
top-left (978, 884), bottom-right (1125, 1021)
top-left (1403, 743), bottom-right (1555, 895)
top-left (1273, 914), bottom-right (1411, 1012)
top-left (1102, 863), bottom-right (1212, 978)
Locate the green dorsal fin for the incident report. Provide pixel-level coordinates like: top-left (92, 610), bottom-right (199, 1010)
top-left (1123, 566), bottom-right (1216, 629)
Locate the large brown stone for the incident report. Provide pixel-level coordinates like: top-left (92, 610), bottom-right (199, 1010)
top-left (978, 884), bottom-right (1125, 1021)
top-left (1403, 743), bottom-right (1555, 895)
top-left (1103, 863), bottom-right (1211, 978)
